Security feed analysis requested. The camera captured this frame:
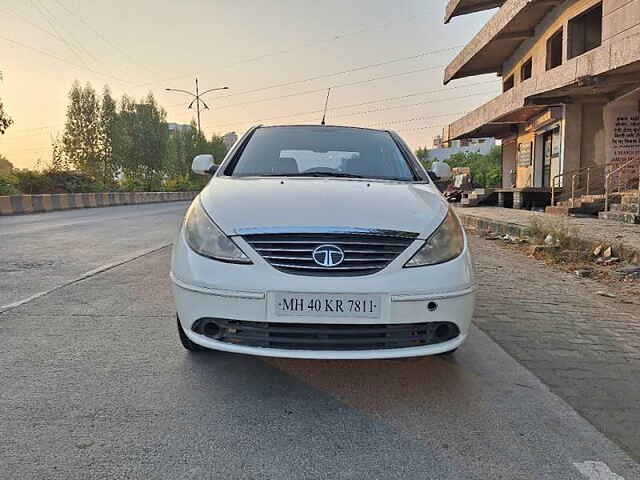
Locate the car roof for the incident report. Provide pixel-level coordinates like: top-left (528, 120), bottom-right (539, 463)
top-left (252, 124), bottom-right (395, 135)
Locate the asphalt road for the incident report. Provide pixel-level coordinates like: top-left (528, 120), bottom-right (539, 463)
top-left (1, 204), bottom-right (639, 479)
top-left (0, 202), bottom-right (188, 309)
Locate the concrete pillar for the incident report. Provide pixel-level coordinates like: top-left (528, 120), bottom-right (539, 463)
top-left (563, 104), bottom-right (583, 174)
top-left (513, 191), bottom-right (524, 209)
top-left (498, 191), bottom-right (505, 208)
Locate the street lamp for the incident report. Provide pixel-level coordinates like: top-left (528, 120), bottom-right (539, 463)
top-left (165, 77), bottom-right (228, 136)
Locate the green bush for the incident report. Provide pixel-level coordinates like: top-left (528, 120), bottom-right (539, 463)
top-left (162, 175), bottom-right (208, 192)
top-left (8, 169), bottom-right (108, 194)
top-left (526, 216), bottom-right (578, 249)
top-left (12, 169), bottom-right (55, 194)
top-left (420, 145), bottom-right (502, 188)
top-left (45, 171), bottom-right (105, 193)
top-left (0, 173), bottom-right (20, 195)
top-left (118, 177), bottom-right (147, 192)
top-left (0, 168), bottom-right (205, 195)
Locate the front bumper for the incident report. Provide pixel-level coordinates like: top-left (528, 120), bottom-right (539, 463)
top-left (171, 278), bottom-right (475, 360)
top-left (171, 226), bottom-right (475, 359)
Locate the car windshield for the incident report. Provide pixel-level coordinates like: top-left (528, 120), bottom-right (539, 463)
top-left (228, 126), bottom-right (416, 181)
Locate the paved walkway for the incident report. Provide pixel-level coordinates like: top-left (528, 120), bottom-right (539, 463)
top-left (454, 206), bottom-right (640, 256)
top-left (469, 234), bottom-right (640, 460)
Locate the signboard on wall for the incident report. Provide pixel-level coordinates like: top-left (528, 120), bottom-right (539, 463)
top-left (518, 142), bottom-right (532, 166)
top-left (605, 100), bottom-right (640, 165)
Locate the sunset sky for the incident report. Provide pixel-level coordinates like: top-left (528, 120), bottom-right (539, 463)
top-left (0, 0), bottom-right (499, 169)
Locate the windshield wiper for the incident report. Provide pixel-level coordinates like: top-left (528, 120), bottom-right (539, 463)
top-left (254, 172), bottom-right (407, 181)
top-left (282, 172), bottom-right (366, 178)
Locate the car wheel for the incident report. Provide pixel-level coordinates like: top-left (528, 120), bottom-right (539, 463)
top-left (177, 316), bottom-right (208, 352)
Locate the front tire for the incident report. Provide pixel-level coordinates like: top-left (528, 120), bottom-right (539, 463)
top-left (177, 316), bottom-right (208, 352)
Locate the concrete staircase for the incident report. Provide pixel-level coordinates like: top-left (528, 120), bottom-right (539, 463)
top-left (546, 191), bottom-right (639, 224)
top-left (460, 188), bottom-right (496, 207)
top-left (545, 194), bottom-right (606, 216)
top-left (598, 193), bottom-right (640, 224)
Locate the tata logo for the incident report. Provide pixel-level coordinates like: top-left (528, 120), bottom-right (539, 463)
top-left (312, 245), bottom-right (345, 267)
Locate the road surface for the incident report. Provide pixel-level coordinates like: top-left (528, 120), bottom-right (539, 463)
top-left (1, 203), bottom-right (639, 479)
top-left (0, 202), bottom-right (187, 309)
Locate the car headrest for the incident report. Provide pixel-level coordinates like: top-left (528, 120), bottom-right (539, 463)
top-left (343, 155), bottom-right (371, 177)
top-left (278, 157), bottom-right (300, 174)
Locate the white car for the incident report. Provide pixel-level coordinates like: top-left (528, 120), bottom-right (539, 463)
top-left (170, 125), bottom-right (475, 359)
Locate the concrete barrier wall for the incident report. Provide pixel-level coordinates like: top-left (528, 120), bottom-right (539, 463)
top-left (0, 191), bottom-right (198, 216)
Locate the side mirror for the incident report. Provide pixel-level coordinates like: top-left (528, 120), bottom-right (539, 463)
top-left (192, 154), bottom-right (217, 175)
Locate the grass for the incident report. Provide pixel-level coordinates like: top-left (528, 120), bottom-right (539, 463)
top-left (526, 216), bottom-right (581, 249)
top-left (525, 215), bottom-right (637, 264)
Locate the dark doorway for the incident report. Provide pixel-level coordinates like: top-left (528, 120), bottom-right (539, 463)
top-left (542, 128), bottom-right (561, 188)
top-left (543, 131), bottom-right (554, 187)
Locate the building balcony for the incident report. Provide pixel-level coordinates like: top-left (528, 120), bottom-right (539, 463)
top-left (445, 0), bottom-right (565, 84)
top-left (444, 31), bottom-right (640, 141)
top-left (444, 0), bottom-right (506, 23)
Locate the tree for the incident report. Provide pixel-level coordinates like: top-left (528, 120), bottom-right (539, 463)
top-left (137, 93), bottom-right (169, 188)
top-left (0, 70), bottom-right (12, 134)
top-left (415, 147), bottom-right (429, 162)
top-left (0, 99), bottom-right (12, 135)
top-left (112, 93), bottom-right (135, 181)
top-left (52, 79), bottom-right (227, 192)
top-left (165, 123), bottom-right (198, 178)
top-left (0, 154), bottom-right (13, 174)
top-left (50, 135), bottom-right (71, 172)
top-left (98, 86), bottom-right (118, 184)
top-left (415, 147), bottom-right (430, 169)
top-left (62, 82), bottom-right (102, 178)
top-left (207, 133), bottom-right (228, 165)
top-left (0, 101), bottom-right (12, 135)
top-left (445, 145), bottom-right (502, 188)
top-left (163, 120), bottom-right (229, 191)
top-left (115, 93), bottom-right (169, 189)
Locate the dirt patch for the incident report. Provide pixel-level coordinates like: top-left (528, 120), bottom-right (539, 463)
top-left (468, 227), bottom-right (640, 306)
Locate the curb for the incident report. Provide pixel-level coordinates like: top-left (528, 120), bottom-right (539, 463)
top-left (456, 210), bottom-right (640, 261)
top-left (456, 212), bottom-right (529, 238)
top-left (0, 191), bottom-right (198, 216)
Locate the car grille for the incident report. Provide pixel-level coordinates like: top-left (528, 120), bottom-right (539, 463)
top-left (193, 319), bottom-right (460, 351)
top-left (241, 231), bottom-right (417, 276)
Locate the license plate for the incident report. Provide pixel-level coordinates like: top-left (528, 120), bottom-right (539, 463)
top-left (274, 292), bottom-right (381, 318)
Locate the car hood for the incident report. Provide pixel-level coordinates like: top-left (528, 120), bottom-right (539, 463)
top-left (199, 177), bottom-right (448, 239)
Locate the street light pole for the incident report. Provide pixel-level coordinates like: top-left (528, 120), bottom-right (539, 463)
top-left (195, 77), bottom-right (201, 139)
top-left (165, 77), bottom-right (228, 137)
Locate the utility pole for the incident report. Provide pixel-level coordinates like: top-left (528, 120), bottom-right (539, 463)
top-left (195, 77), bottom-right (201, 138)
top-left (165, 77), bottom-right (228, 137)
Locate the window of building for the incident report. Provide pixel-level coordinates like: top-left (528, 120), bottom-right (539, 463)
top-left (521, 58), bottom-right (532, 80)
top-left (503, 74), bottom-right (514, 92)
top-left (546, 28), bottom-right (563, 70)
top-left (568, 3), bottom-right (603, 59)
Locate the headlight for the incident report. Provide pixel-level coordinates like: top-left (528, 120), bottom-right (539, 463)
top-left (184, 199), bottom-right (252, 264)
top-left (404, 209), bottom-right (464, 267)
